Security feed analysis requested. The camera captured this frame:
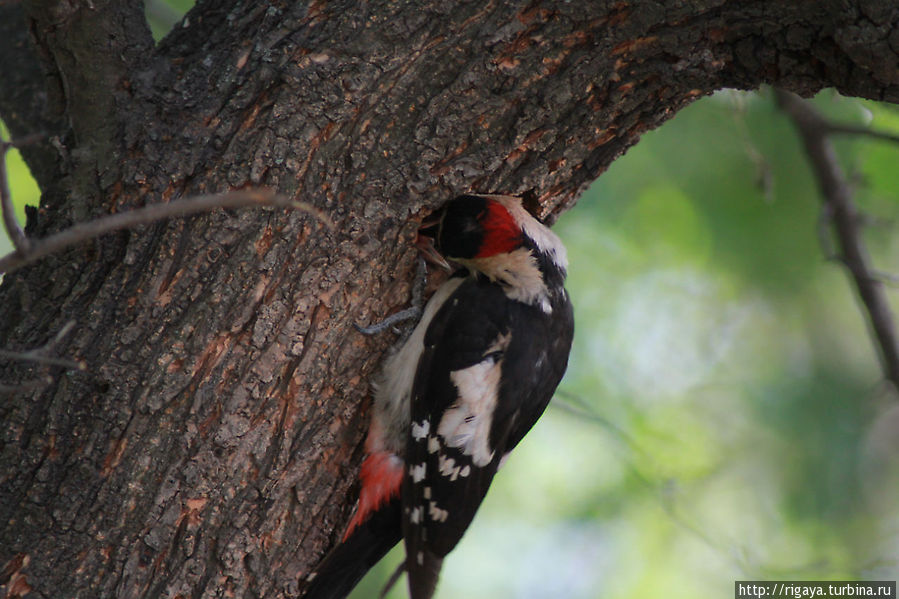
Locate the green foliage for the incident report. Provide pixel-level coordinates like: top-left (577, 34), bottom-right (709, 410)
top-left (0, 122), bottom-right (40, 257)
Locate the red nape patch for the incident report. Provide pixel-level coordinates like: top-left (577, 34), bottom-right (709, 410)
top-left (342, 451), bottom-right (404, 540)
top-left (475, 201), bottom-right (523, 258)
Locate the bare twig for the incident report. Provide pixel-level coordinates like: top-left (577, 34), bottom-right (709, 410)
top-left (378, 562), bottom-right (405, 599)
top-left (826, 122), bottom-right (899, 145)
top-left (0, 190), bottom-right (333, 275)
top-left (776, 89), bottom-right (899, 390)
top-left (0, 321), bottom-right (80, 394)
top-left (0, 319), bottom-right (83, 373)
top-left (769, 95), bottom-right (899, 146)
top-left (0, 349), bottom-right (84, 370)
top-left (41, 319), bottom-right (76, 352)
top-left (869, 269), bottom-right (899, 286)
top-left (0, 375), bottom-right (52, 395)
top-left (4, 132), bottom-right (46, 150)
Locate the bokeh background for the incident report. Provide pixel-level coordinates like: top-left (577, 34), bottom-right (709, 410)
top-left (3, 5), bottom-right (898, 597)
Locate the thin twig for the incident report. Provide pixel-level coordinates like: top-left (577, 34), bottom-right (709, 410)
top-left (41, 319), bottom-right (77, 352)
top-left (5, 132), bottom-right (46, 150)
top-left (769, 96), bottom-right (899, 145)
top-left (0, 349), bottom-right (84, 370)
top-left (826, 122), bottom-right (899, 145)
top-left (0, 132), bottom-right (31, 254)
top-left (0, 190), bottom-right (333, 275)
top-left (378, 562), bottom-right (405, 599)
top-left (0, 375), bottom-right (53, 395)
top-left (776, 89), bottom-right (899, 391)
top-left (869, 269), bottom-right (899, 286)
top-left (0, 319), bottom-right (83, 391)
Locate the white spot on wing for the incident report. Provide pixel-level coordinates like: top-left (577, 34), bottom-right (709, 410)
top-left (410, 506), bottom-right (422, 524)
top-left (409, 463), bottom-right (427, 482)
top-left (437, 334), bottom-right (510, 466)
top-left (437, 453), bottom-right (464, 480)
top-left (428, 501), bottom-right (449, 522)
top-left (437, 454), bottom-right (456, 476)
top-left (427, 435), bottom-right (440, 454)
top-left (411, 420), bottom-right (430, 441)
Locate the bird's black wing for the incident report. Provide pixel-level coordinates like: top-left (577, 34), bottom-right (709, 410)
top-left (401, 276), bottom-right (572, 599)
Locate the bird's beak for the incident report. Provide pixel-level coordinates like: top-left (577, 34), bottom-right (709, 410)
top-left (415, 232), bottom-right (451, 271)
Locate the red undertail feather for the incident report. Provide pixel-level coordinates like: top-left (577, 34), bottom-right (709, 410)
top-left (343, 450), bottom-right (403, 540)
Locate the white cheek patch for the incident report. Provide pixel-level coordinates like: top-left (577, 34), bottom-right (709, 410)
top-left (466, 249), bottom-right (552, 314)
top-left (437, 333), bottom-right (510, 467)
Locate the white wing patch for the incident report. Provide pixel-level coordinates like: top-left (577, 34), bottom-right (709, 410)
top-left (411, 420), bottom-right (430, 441)
top-left (436, 453), bottom-right (472, 481)
top-left (437, 333), bottom-right (511, 467)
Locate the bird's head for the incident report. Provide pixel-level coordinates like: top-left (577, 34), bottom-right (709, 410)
top-left (423, 194), bottom-right (566, 269)
top-left (433, 194), bottom-right (524, 261)
top-left (418, 194), bottom-right (567, 311)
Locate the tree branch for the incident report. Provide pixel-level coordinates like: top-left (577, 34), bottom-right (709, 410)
top-left (0, 190), bottom-right (332, 275)
top-left (776, 89), bottom-right (899, 391)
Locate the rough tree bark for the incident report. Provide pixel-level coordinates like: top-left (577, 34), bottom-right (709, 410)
top-left (1, 1), bottom-right (898, 597)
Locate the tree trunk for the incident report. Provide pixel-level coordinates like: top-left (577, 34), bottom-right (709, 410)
top-left (1, 1), bottom-right (897, 596)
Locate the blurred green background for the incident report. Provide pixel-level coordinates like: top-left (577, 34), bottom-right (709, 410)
top-left (3, 5), bottom-right (898, 597)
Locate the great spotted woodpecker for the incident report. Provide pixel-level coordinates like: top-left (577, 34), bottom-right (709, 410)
top-left (300, 194), bottom-right (574, 599)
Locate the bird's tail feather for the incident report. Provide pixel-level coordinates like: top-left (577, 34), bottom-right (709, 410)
top-left (406, 550), bottom-right (443, 599)
top-left (299, 499), bottom-right (402, 599)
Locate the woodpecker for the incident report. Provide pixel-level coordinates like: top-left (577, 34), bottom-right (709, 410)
top-left (300, 194), bottom-right (574, 599)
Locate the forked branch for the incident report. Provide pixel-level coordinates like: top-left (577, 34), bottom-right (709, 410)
top-left (777, 89), bottom-right (899, 391)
